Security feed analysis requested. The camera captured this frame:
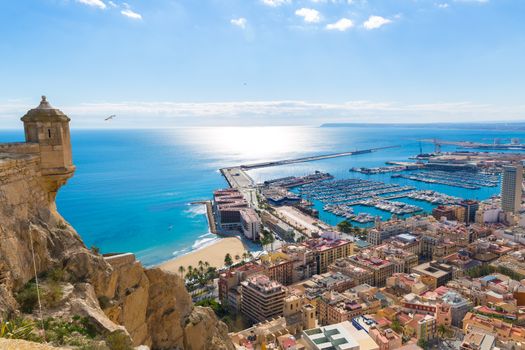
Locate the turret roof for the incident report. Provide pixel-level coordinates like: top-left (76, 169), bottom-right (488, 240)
top-left (21, 96), bottom-right (70, 122)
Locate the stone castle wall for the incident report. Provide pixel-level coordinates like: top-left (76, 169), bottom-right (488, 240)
top-left (0, 142), bottom-right (40, 155)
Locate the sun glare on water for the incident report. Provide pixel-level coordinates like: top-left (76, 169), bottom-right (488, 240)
top-left (176, 126), bottom-right (323, 164)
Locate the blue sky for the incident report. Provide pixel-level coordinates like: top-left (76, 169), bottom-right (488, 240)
top-left (0, 0), bottom-right (524, 128)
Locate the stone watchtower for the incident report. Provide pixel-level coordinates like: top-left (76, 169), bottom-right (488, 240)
top-left (21, 96), bottom-right (75, 198)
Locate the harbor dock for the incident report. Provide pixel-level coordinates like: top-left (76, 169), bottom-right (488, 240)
top-left (220, 146), bottom-right (399, 190)
top-left (239, 145), bottom-right (400, 170)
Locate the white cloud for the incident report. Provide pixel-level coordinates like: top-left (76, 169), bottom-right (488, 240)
top-left (261, 0), bottom-right (291, 6)
top-left (363, 15), bottom-right (392, 30)
top-left (121, 3), bottom-right (142, 20)
top-left (326, 18), bottom-right (354, 31)
top-left (108, 1), bottom-right (117, 8)
top-left (295, 8), bottom-right (321, 23)
top-left (230, 17), bottom-right (247, 29)
top-left (1, 99), bottom-right (524, 127)
top-left (77, 0), bottom-right (107, 10)
top-left (437, 3), bottom-right (450, 8)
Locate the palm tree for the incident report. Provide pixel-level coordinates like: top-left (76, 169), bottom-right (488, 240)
top-left (178, 266), bottom-right (186, 279)
top-left (235, 254), bottom-right (240, 261)
top-left (391, 319), bottom-right (402, 333)
top-left (437, 324), bottom-right (447, 340)
top-left (224, 253), bottom-right (233, 267)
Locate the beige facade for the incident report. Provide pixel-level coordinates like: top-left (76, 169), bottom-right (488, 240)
top-left (241, 274), bottom-right (287, 323)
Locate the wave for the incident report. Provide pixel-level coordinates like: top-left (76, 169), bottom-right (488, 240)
top-left (184, 203), bottom-right (207, 218)
top-left (171, 248), bottom-right (189, 256)
top-left (191, 236), bottom-right (220, 251)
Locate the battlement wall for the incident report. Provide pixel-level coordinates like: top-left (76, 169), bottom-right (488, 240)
top-left (0, 142), bottom-right (40, 155)
top-left (0, 153), bottom-right (40, 187)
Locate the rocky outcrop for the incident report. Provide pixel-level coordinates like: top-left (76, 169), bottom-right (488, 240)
top-left (0, 338), bottom-right (67, 350)
top-left (0, 151), bottom-right (234, 349)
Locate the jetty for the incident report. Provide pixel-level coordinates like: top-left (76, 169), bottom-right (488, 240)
top-left (220, 145), bottom-right (399, 189)
top-left (240, 145), bottom-right (399, 170)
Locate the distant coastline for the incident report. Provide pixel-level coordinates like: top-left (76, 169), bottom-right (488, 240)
top-left (321, 122), bottom-right (525, 130)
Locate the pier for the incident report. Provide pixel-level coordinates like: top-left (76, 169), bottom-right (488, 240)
top-left (220, 145), bottom-right (399, 189)
top-left (240, 145), bottom-right (400, 170)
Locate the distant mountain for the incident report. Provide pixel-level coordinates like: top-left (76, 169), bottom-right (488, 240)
top-left (321, 122), bottom-right (525, 130)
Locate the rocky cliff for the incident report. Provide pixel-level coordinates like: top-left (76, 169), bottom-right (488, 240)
top-left (0, 149), bottom-right (234, 350)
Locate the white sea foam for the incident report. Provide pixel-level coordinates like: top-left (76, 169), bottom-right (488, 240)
top-left (191, 236), bottom-right (220, 251)
top-left (184, 203), bottom-right (207, 218)
top-left (171, 248), bottom-right (189, 256)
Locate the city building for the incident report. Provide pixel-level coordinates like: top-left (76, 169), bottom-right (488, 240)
top-left (369, 327), bottom-right (402, 350)
top-left (330, 257), bottom-right (375, 287)
top-left (501, 164), bottom-right (523, 214)
top-left (460, 331), bottom-right (496, 350)
top-left (460, 200), bottom-right (480, 225)
top-left (463, 312), bottom-right (525, 344)
top-left (213, 188), bottom-right (248, 230)
top-left (432, 205), bottom-right (465, 222)
top-left (218, 262), bottom-right (265, 311)
top-left (241, 274), bottom-right (287, 323)
top-left (388, 233), bottom-right (421, 256)
top-left (346, 254), bottom-right (394, 287)
top-left (302, 320), bottom-right (379, 350)
top-left (261, 211), bottom-right (296, 241)
top-left (411, 261), bottom-right (453, 289)
top-left (281, 244), bottom-right (318, 283)
top-left (302, 237), bottom-right (354, 274)
top-left (386, 273), bottom-right (429, 296)
top-left (367, 218), bottom-right (408, 246)
top-left (416, 315), bottom-right (436, 343)
top-left (240, 208), bottom-right (261, 240)
top-left (309, 272), bottom-right (356, 293)
top-left (475, 203), bottom-right (503, 224)
top-left (441, 291), bottom-right (471, 327)
top-left (259, 251), bottom-right (295, 286)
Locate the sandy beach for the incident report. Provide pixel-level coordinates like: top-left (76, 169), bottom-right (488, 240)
top-left (159, 236), bottom-right (249, 274)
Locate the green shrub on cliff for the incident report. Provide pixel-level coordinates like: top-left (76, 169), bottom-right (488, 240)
top-left (42, 281), bottom-right (63, 308)
top-left (0, 318), bottom-right (38, 341)
top-left (15, 279), bottom-right (64, 313)
top-left (46, 267), bottom-right (68, 283)
top-left (15, 282), bottom-right (39, 313)
top-left (42, 316), bottom-right (97, 345)
top-left (105, 331), bottom-right (133, 350)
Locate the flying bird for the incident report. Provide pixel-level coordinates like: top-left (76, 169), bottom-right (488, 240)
top-left (105, 115), bottom-right (116, 121)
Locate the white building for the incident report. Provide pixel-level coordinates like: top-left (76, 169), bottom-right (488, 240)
top-left (501, 164), bottom-right (523, 214)
top-left (302, 320), bottom-right (379, 350)
top-left (240, 208), bottom-right (261, 241)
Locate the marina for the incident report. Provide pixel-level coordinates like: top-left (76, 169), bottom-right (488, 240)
top-left (349, 165), bottom-right (407, 174)
top-left (297, 178), bottom-right (415, 204)
top-left (292, 176), bottom-right (465, 223)
top-left (392, 170), bottom-right (500, 190)
top-left (294, 178), bottom-right (428, 222)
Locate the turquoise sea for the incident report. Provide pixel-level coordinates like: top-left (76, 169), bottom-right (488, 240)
top-left (2, 126), bottom-right (524, 266)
